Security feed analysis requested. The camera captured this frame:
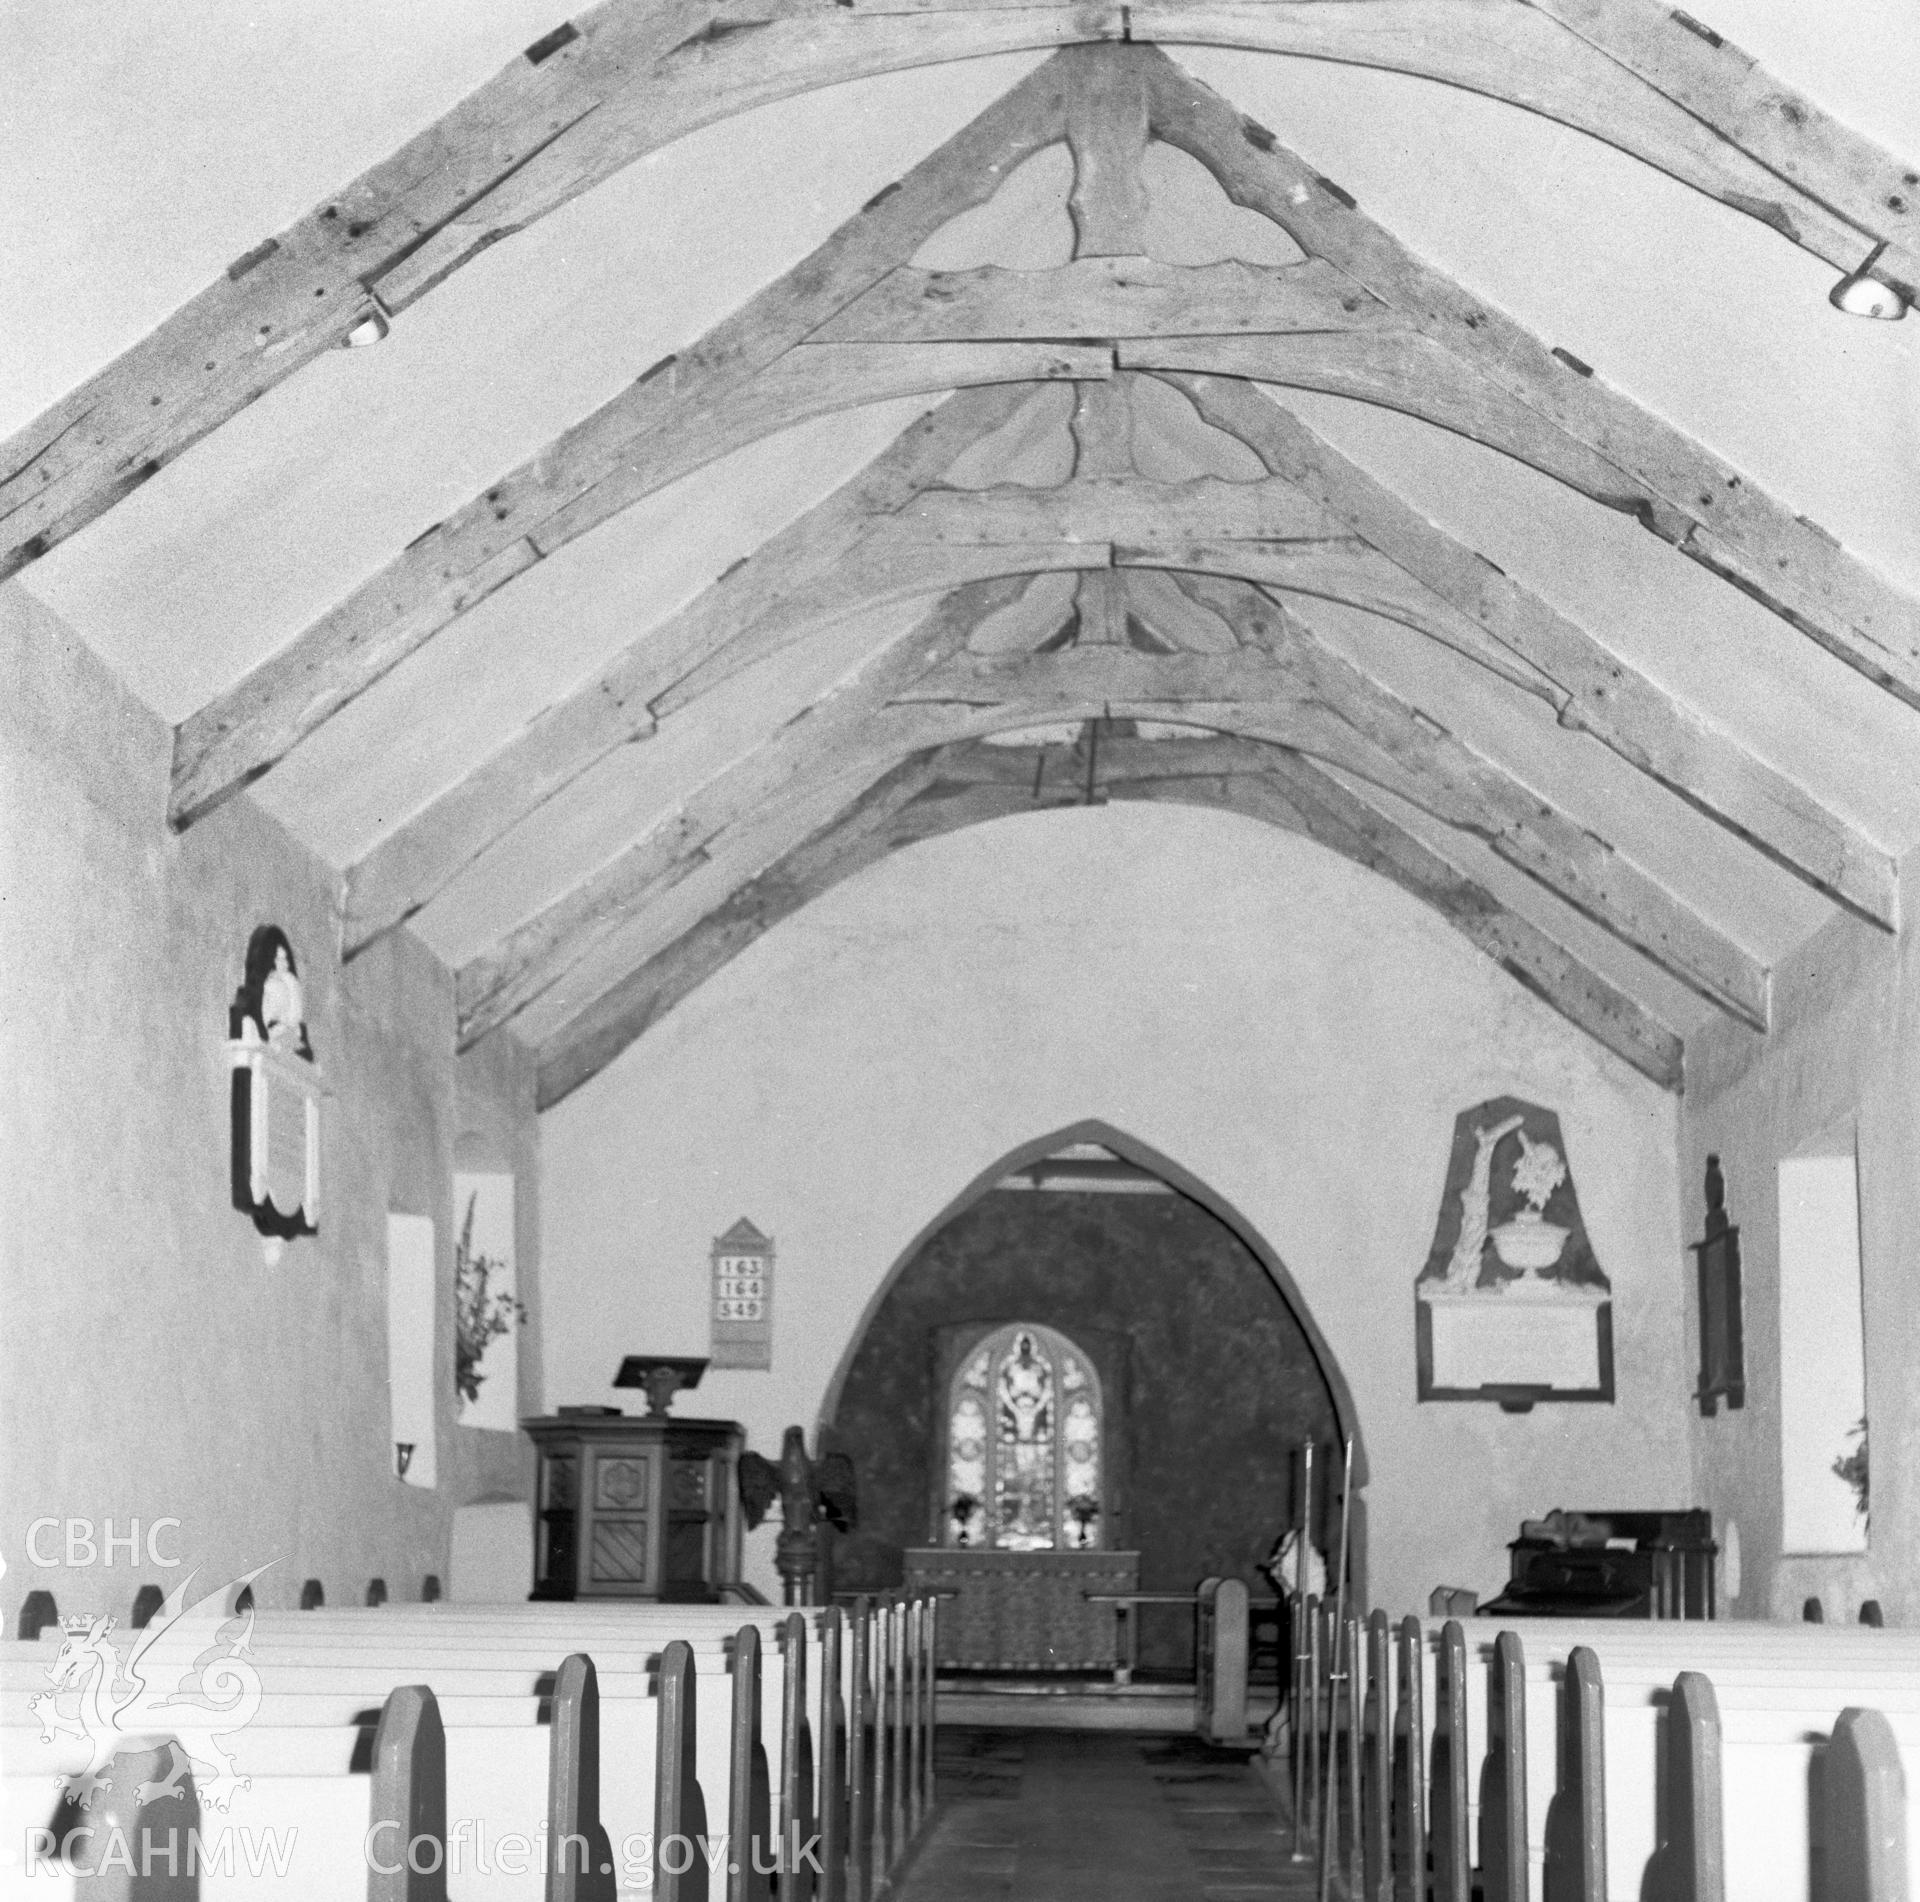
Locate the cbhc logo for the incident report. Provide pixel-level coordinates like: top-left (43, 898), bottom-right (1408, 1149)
top-left (25, 1520), bottom-right (183, 1567)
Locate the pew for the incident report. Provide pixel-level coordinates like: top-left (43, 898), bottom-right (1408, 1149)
top-left (1293, 1593), bottom-right (1323, 1846)
top-left (816, 1610), bottom-right (846, 1902)
top-left (725, 1624), bottom-right (772, 1902)
top-left (1827, 1707), bottom-right (1908, 1902)
top-left (1346, 1610), bottom-right (1365, 1876)
top-left (1428, 1617), bottom-right (1471, 1902)
top-left (1361, 1611), bottom-right (1391, 1902)
top-left (1282, 1610), bottom-right (1919, 1902)
top-left (654, 1643), bottom-right (708, 1902)
top-left (1480, 1628), bottom-right (1528, 1902)
top-left (549, 1654), bottom-right (616, 1902)
top-left (1389, 1614), bottom-right (1425, 1902)
top-left (846, 1606), bottom-right (873, 1902)
top-left (1423, 1618), bottom-right (1920, 1902)
top-left (367, 1684), bottom-right (445, 1902)
top-left (4, 1593), bottom-right (937, 1902)
top-left (1641, 1671), bottom-right (1721, 1902)
top-left (888, 1606), bottom-right (906, 1858)
top-left (780, 1614), bottom-right (817, 1902)
top-left (1541, 1646), bottom-right (1604, 1902)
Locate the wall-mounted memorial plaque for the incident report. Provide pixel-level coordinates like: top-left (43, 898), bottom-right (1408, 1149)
top-left (1415, 1097), bottom-right (1613, 1411)
top-left (710, 1218), bottom-right (774, 1370)
top-left (227, 924), bottom-right (326, 1264)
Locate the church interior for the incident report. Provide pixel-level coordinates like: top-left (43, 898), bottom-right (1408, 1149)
top-left (5, 0), bottom-right (1919, 1895)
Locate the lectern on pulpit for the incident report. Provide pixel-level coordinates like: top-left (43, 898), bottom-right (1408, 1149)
top-left (523, 1357), bottom-right (744, 1602)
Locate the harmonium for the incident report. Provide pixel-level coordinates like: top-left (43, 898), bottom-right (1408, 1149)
top-left (1476, 1508), bottom-right (1717, 1620)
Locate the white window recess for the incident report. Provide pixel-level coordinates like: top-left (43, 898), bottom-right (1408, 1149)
top-left (1777, 1131), bottom-right (1868, 1555)
top-left (454, 1172), bottom-right (519, 1431)
top-left (387, 1213), bottom-right (439, 1490)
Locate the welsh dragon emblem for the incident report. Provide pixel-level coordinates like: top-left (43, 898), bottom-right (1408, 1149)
top-left (26, 1566), bottom-right (269, 1813)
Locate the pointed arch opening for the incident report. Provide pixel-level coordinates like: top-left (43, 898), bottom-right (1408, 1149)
top-left (820, 1117), bottom-right (1368, 1648)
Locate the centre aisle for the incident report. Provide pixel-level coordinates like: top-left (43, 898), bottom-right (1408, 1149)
top-left (896, 1727), bottom-right (1317, 1902)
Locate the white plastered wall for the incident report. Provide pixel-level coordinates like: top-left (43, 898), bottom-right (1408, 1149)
top-left (541, 800), bottom-right (1691, 1612)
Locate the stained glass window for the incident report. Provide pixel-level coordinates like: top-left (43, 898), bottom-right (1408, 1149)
top-left (945, 1323), bottom-right (1103, 1549)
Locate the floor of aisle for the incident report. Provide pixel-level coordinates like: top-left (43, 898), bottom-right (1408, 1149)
top-left (893, 1727), bottom-right (1325, 1901)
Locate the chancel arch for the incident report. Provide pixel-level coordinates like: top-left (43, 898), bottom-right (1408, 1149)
top-left (821, 1118), bottom-right (1362, 1667)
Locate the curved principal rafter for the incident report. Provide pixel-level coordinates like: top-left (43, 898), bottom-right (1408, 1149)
top-left (341, 363), bottom-right (1893, 962)
top-left (5, 1), bottom-right (1914, 584)
top-left (531, 725), bottom-right (1686, 1107)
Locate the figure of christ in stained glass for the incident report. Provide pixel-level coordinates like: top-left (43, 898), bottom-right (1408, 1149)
top-left (943, 1323), bottom-right (1104, 1551)
top-left (995, 1330), bottom-right (1057, 1550)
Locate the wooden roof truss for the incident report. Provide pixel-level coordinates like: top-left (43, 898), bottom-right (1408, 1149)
top-left (10, 15), bottom-right (1917, 1101)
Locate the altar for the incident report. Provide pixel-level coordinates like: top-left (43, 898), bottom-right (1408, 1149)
top-left (905, 1547), bottom-right (1140, 1670)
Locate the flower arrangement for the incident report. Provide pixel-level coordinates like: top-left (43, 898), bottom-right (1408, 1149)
top-left (453, 1191), bottom-right (526, 1406)
top-left (1511, 1132), bottom-right (1568, 1214)
top-left (1832, 1417), bottom-right (1869, 1524)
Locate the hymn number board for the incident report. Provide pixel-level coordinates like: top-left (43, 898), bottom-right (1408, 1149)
top-left (710, 1218), bottom-right (774, 1370)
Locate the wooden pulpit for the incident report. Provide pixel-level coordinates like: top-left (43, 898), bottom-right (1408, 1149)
top-left (523, 1408), bottom-right (745, 1602)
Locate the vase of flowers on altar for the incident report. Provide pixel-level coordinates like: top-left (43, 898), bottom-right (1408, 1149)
top-left (1489, 1130), bottom-right (1571, 1277)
